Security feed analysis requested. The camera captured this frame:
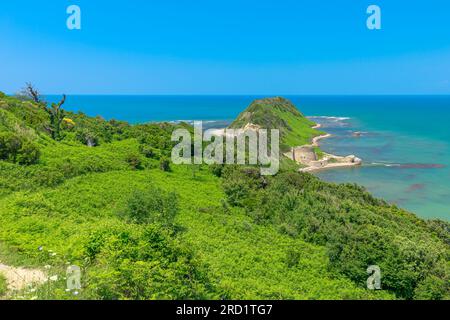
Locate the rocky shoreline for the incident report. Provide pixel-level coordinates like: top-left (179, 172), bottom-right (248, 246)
top-left (285, 123), bottom-right (363, 173)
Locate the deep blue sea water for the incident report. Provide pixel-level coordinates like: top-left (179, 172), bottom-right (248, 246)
top-left (47, 95), bottom-right (450, 220)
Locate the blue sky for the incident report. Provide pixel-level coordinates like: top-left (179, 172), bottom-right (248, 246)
top-left (1, 0), bottom-right (450, 94)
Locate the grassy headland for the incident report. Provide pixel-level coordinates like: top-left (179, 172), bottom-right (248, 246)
top-left (229, 97), bottom-right (324, 152)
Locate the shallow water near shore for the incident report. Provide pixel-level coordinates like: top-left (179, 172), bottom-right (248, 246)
top-left (302, 96), bottom-right (450, 221)
top-left (48, 95), bottom-right (450, 220)
top-left (312, 115), bottom-right (450, 221)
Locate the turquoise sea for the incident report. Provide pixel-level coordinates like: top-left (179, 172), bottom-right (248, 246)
top-left (48, 95), bottom-right (450, 221)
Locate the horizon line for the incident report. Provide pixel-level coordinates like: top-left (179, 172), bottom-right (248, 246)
top-left (7, 93), bottom-right (450, 97)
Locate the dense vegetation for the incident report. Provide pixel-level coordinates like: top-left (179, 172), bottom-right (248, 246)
top-left (220, 166), bottom-right (449, 299)
top-left (0, 91), bottom-right (448, 300)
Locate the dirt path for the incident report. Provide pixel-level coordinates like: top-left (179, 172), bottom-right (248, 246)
top-left (0, 262), bottom-right (47, 293)
top-left (311, 134), bottom-right (332, 147)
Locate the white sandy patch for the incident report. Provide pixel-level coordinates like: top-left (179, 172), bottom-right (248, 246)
top-left (0, 262), bottom-right (47, 293)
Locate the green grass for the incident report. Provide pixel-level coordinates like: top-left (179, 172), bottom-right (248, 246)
top-left (0, 274), bottom-right (7, 297)
top-left (272, 107), bottom-right (324, 147)
top-left (0, 165), bottom-right (393, 299)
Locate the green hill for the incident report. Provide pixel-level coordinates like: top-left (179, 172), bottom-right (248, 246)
top-left (0, 92), bottom-right (448, 300)
top-left (229, 97), bottom-right (323, 151)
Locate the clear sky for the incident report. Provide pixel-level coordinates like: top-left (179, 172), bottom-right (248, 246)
top-left (1, 0), bottom-right (450, 94)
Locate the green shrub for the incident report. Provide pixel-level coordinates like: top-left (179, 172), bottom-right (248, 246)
top-left (0, 132), bottom-right (40, 165)
top-left (0, 132), bottom-right (21, 162)
top-left (119, 187), bottom-right (179, 226)
top-left (222, 166), bottom-right (265, 207)
top-left (125, 153), bottom-right (142, 170)
top-left (84, 226), bottom-right (216, 300)
top-left (159, 156), bottom-right (171, 172)
top-left (16, 140), bottom-right (40, 165)
top-left (136, 124), bottom-right (174, 151)
top-left (414, 275), bottom-right (449, 300)
top-left (139, 144), bottom-right (157, 158)
top-left (209, 164), bottom-right (224, 177)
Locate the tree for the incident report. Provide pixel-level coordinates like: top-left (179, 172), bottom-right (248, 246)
top-left (21, 83), bottom-right (44, 104)
top-left (18, 84), bottom-right (67, 140)
top-left (46, 94), bottom-right (67, 140)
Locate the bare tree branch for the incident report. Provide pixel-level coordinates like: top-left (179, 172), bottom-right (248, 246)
top-left (47, 94), bottom-right (67, 140)
top-left (23, 83), bottom-right (42, 103)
